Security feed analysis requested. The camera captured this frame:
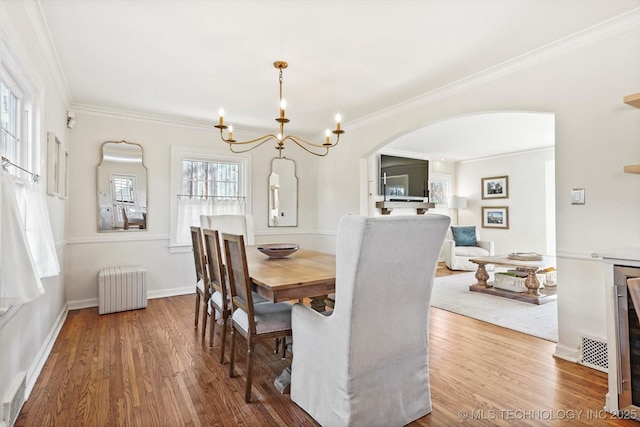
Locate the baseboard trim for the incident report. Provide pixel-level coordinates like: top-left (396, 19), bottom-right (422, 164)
top-left (25, 303), bottom-right (69, 399)
top-left (148, 286), bottom-right (194, 299)
top-left (67, 287), bottom-right (194, 311)
top-left (553, 343), bottom-right (579, 363)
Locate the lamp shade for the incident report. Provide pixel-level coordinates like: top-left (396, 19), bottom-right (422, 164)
top-left (448, 196), bottom-right (468, 209)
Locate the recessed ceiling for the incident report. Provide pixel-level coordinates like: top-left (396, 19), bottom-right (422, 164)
top-left (384, 111), bottom-right (555, 162)
top-left (37, 0), bottom-right (638, 147)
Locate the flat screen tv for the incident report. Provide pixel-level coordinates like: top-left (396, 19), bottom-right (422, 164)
top-left (379, 154), bottom-right (429, 201)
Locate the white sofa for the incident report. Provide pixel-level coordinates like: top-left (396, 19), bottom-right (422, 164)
top-left (442, 226), bottom-right (494, 271)
top-left (290, 214), bottom-right (450, 427)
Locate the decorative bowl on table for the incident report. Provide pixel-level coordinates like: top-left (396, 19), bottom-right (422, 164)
top-left (257, 243), bottom-right (300, 258)
top-left (507, 252), bottom-right (543, 261)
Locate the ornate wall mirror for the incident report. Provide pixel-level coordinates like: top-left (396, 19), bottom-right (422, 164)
top-left (97, 140), bottom-right (148, 232)
top-left (268, 157), bottom-right (298, 227)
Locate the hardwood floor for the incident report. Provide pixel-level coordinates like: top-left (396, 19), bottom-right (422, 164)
top-left (17, 292), bottom-right (637, 426)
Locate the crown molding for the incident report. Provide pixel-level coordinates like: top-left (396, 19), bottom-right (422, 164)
top-left (347, 8), bottom-right (640, 133)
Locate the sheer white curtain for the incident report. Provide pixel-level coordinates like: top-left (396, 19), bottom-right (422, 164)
top-left (0, 173), bottom-right (45, 308)
top-left (16, 181), bottom-right (60, 277)
top-left (176, 197), bottom-right (245, 245)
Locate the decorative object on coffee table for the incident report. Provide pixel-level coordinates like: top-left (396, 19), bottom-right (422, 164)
top-left (508, 252), bottom-right (543, 261)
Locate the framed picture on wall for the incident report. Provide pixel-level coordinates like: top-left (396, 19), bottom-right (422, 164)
top-left (481, 175), bottom-right (509, 199)
top-left (482, 206), bottom-right (509, 229)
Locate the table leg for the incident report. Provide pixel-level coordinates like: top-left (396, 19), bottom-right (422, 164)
top-left (309, 295), bottom-right (327, 312)
top-left (474, 263), bottom-right (491, 288)
top-left (525, 270), bottom-right (544, 297)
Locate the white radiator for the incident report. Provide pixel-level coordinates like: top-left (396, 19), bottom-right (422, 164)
top-left (98, 266), bottom-right (147, 314)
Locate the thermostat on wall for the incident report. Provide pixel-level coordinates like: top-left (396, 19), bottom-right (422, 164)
top-left (571, 188), bottom-right (585, 205)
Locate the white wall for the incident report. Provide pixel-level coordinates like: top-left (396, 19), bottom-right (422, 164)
top-left (0, 1), bottom-right (69, 401)
top-left (64, 111), bottom-right (320, 306)
top-left (315, 21), bottom-right (640, 364)
top-left (456, 147), bottom-right (555, 255)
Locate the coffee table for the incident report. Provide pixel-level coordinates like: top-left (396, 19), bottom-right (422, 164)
top-left (469, 255), bottom-right (557, 305)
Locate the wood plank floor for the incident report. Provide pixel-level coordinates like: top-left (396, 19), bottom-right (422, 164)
top-left (17, 276), bottom-right (638, 426)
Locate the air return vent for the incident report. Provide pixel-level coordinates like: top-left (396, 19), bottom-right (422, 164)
top-left (2, 371), bottom-right (26, 427)
top-left (580, 335), bottom-right (608, 372)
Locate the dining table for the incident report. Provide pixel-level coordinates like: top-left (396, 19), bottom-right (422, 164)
top-left (244, 245), bottom-right (336, 312)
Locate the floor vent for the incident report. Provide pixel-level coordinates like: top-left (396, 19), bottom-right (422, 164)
top-left (580, 336), bottom-right (608, 372)
top-left (2, 371), bottom-right (26, 427)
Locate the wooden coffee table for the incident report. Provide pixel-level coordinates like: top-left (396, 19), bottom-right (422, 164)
top-left (469, 255), bottom-right (557, 305)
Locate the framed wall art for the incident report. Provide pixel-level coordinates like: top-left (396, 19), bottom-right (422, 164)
top-left (481, 175), bottom-right (509, 199)
top-left (482, 206), bottom-right (509, 229)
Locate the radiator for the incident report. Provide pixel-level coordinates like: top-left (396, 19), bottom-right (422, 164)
top-left (98, 266), bottom-right (147, 314)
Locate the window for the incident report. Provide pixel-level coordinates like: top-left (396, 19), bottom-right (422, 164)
top-left (1, 77), bottom-right (22, 165)
top-left (182, 160), bottom-right (240, 199)
top-left (170, 146), bottom-right (251, 250)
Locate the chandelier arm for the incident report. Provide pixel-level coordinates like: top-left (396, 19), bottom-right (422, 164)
top-left (283, 136), bottom-right (330, 157)
top-left (282, 134), bottom-right (341, 149)
top-left (227, 138), bottom-right (275, 153)
top-left (219, 130), bottom-right (279, 146)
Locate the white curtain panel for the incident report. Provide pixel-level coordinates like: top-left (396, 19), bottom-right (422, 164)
top-left (15, 181), bottom-right (60, 278)
top-left (176, 198), bottom-right (245, 245)
top-left (0, 173), bottom-right (44, 307)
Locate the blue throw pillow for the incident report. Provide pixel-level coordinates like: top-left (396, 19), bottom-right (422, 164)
top-left (451, 226), bottom-right (477, 247)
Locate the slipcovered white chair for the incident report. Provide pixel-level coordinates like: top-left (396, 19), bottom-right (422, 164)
top-left (442, 225), bottom-right (494, 271)
top-left (290, 214), bottom-right (450, 427)
top-left (200, 214), bottom-right (255, 246)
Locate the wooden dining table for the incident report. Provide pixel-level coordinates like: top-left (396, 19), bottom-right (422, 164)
top-left (244, 246), bottom-right (336, 312)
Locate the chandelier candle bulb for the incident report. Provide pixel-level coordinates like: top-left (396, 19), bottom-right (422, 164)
top-left (335, 114), bottom-right (342, 131)
top-left (280, 99), bottom-right (286, 118)
top-left (325, 129), bottom-right (331, 145)
top-left (228, 125), bottom-right (233, 140)
top-left (218, 108), bottom-right (224, 126)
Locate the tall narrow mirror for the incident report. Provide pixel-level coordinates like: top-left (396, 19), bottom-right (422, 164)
top-left (268, 157), bottom-right (297, 227)
top-left (97, 140), bottom-right (148, 232)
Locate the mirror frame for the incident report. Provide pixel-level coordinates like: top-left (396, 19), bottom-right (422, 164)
top-left (268, 157), bottom-right (298, 227)
top-left (97, 140), bottom-right (148, 232)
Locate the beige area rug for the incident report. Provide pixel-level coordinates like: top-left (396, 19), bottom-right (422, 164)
top-left (430, 271), bottom-right (558, 342)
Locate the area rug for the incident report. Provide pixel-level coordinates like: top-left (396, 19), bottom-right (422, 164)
top-left (430, 272), bottom-right (558, 342)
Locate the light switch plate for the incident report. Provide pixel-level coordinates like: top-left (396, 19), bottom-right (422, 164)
top-left (571, 188), bottom-right (585, 205)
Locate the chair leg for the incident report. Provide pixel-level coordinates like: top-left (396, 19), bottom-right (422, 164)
top-left (229, 326), bottom-right (236, 378)
top-left (200, 298), bottom-right (208, 340)
top-left (245, 340), bottom-right (255, 403)
top-left (219, 318), bottom-right (227, 364)
top-left (281, 337), bottom-right (287, 360)
top-left (194, 290), bottom-right (201, 327)
top-left (209, 308), bottom-right (217, 348)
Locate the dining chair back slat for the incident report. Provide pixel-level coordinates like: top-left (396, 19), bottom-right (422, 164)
top-left (223, 233), bottom-right (255, 332)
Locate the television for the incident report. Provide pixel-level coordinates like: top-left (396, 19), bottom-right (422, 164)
top-left (379, 154), bottom-right (429, 201)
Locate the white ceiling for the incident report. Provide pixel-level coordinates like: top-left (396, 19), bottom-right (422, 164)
top-left (37, 0), bottom-right (639, 159)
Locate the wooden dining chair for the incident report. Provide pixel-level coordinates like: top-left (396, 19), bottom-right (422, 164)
top-left (202, 228), bottom-right (231, 363)
top-left (223, 232), bottom-right (293, 403)
top-left (190, 226), bottom-right (209, 339)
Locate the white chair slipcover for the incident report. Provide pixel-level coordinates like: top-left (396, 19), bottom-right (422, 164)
top-left (290, 214), bottom-right (450, 427)
top-left (200, 214), bottom-right (255, 245)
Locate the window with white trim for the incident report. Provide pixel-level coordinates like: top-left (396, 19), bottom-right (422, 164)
top-left (1, 74), bottom-right (23, 167)
top-left (170, 146), bottom-right (250, 249)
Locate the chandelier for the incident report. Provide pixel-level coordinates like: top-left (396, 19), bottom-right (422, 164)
top-left (215, 61), bottom-right (345, 156)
